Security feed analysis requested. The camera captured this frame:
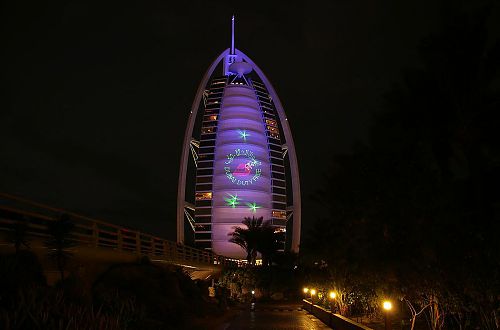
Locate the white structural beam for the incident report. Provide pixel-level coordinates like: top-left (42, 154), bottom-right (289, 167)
top-left (176, 51), bottom-right (228, 244)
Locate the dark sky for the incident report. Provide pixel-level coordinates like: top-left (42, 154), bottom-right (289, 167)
top-left (2, 0), bottom-right (445, 240)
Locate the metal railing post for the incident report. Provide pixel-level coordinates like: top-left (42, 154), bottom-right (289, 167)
top-left (136, 232), bottom-right (141, 255)
top-left (117, 229), bottom-right (123, 251)
top-left (92, 222), bottom-right (99, 247)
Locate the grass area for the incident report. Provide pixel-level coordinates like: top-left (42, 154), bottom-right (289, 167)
top-left (0, 251), bottom-right (228, 329)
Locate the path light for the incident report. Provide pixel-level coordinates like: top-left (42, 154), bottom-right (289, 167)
top-left (310, 289), bottom-right (317, 312)
top-left (383, 300), bottom-right (393, 330)
top-left (251, 290), bottom-right (255, 295)
top-left (329, 291), bottom-right (337, 312)
top-left (328, 291), bottom-right (337, 326)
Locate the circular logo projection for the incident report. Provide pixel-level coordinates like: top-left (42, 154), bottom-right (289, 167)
top-left (224, 149), bottom-right (262, 185)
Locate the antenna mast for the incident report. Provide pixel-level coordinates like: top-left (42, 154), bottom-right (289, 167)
top-left (231, 15), bottom-right (235, 55)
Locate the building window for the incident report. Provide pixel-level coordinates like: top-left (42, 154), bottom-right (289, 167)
top-left (272, 210), bottom-right (287, 219)
top-left (198, 154), bottom-right (214, 161)
top-left (195, 192), bottom-right (212, 200)
top-left (266, 119), bottom-right (277, 127)
top-left (273, 187), bottom-right (286, 195)
top-left (272, 179), bottom-right (286, 188)
top-left (195, 224), bottom-right (211, 231)
top-left (273, 194), bottom-right (287, 203)
top-left (269, 144), bottom-right (282, 152)
top-left (272, 172), bottom-right (285, 180)
top-left (196, 241), bottom-right (212, 249)
top-left (200, 146), bottom-right (215, 154)
top-left (195, 232), bottom-right (212, 240)
top-left (269, 132), bottom-right (280, 139)
top-left (202, 127), bottom-right (215, 134)
top-left (197, 176), bottom-right (212, 184)
top-left (197, 168), bottom-right (213, 176)
top-left (272, 202), bottom-right (286, 210)
top-left (197, 161), bottom-right (214, 168)
top-left (196, 208), bottom-right (212, 216)
top-left (209, 115), bottom-right (217, 121)
top-left (267, 126), bottom-right (279, 133)
top-left (201, 133), bottom-right (216, 140)
top-left (195, 200), bottom-right (212, 208)
top-left (196, 183), bottom-right (213, 191)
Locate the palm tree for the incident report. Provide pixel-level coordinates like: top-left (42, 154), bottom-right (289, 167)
top-left (228, 216), bottom-right (264, 265)
top-left (256, 222), bottom-right (284, 267)
top-left (45, 213), bottom-right (75, 281)
top-left (9, 217), bottom-right (31, 254)
top-left (228, 217), bottom-right (284, 266)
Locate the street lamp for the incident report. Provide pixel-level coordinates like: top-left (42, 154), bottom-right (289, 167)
top-left (250, 290), bottom-right (256, 311)
top-left (383, 300), bottom-right (393, 330)
top-left (328, 291), bottom-right (337, 326)
top-left (310, 289), bottom-right (316, 312)
top-left (328, 291), bottom-right (337, 311)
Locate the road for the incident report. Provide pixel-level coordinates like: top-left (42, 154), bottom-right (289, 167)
top-left (221, 303), bottom-right (331, 330)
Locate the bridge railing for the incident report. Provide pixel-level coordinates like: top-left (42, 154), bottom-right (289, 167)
top-left (0, 192), bottom-right (235, 267)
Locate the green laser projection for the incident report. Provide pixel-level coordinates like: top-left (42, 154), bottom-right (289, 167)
top-left (238, 130), bottom-right (250, 141)
top-left (246, 202), bottom-right (261, 213)
top-left (224, 194), bottom-right (240, 208)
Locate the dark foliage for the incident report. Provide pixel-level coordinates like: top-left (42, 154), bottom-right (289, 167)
top-left (45, 214), bottom-right (75, 282)
top-left (0, 251), bottom-right (46, 308)
top-left (228, 216), bottom-right (284, 266)
top-left (7, 218), bottom-right (30, 254)
top-left (303, 3), bottom-right (500, 329)
top-left (92, 259), bottom-right (221, 329)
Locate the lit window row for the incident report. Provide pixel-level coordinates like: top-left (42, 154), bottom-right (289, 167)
top-left (202, 127), bottom-right (215, 134)
top-left (272, 210), bottom-right (287, 219)
top-left (195, 192), bottom-right (212, 200)
top-left (266, 119), bottom-right (277, 127)
top-left (267, 126), bottom-right (279, 133)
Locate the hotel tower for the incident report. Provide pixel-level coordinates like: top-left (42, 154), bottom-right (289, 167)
top-left (177, 17), bottom-right (300, 259)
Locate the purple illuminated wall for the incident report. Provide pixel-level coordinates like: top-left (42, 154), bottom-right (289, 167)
top-left (211, 84), bottom-right (272, 258)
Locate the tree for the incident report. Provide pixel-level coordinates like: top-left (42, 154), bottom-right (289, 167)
top-left (228, 216), bottom-right (262, 265)
top-left (256, 222), bottom-right (284, 267)
top-left (228, 216), bottom-right (282, 266)
top-left (9, 217), bottom-right (31, 254)
top-left (45, 214), bottom-right (75, 281)
top-left (304, 3), bottom-right (500, 328)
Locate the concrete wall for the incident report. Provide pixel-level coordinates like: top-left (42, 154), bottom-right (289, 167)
top-left (302, 300), bottom-right (373, 330)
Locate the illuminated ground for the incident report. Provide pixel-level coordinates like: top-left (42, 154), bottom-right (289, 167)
top-left (221, 303), bottom-right (331, 329)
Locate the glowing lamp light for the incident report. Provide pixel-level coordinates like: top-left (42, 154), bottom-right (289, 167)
top-left (329, 291), bottom-right (336, 299)
top-left (310, 289), bottom-right (316, 296)
top-left (383, 301), bottom-right (393, 311)
top-left (303, 287), bottom-right (309, 294)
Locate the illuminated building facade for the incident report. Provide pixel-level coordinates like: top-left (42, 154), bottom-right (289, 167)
top-left (177, 18), bottom-right (301, 259)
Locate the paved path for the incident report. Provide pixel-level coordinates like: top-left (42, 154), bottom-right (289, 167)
top-left (222, 303), bottom-right (331, 330)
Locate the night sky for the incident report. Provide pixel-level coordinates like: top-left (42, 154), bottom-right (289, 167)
top-left (2, 0), bottom-right (470, 240)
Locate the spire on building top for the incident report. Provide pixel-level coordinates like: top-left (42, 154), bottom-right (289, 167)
top-left (231, 15), bottom-right (235, 55)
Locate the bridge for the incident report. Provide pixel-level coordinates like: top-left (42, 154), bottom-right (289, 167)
top-left (0, 192), bottom-right (237, 281)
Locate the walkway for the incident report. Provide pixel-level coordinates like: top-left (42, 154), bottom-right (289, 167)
top-left (0, 192), bottom-right (236, 280)
top-left (222, 303), bottom-right (331, 330)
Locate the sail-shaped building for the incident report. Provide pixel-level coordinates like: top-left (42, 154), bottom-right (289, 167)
top-left (177, 17), bottom-right (301, 259)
